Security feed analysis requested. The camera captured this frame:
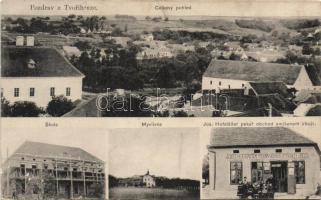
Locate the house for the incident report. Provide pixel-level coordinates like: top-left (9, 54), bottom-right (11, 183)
top-left (63, 46), bottom-right (82, 58)
top-left (1, 141), bottom-right (105, 199)
top-left (202, 60), bottom-right (321, 92)
top-left (207, 127), bottom-right (321, 198)
top-left (143, 170), bottom-right (156, 188)
top-left (136, 47), bottom-right (173, 60)
top-left (1, 40), bottom-right (85, 107)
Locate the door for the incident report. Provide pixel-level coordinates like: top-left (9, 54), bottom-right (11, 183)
top-left (271, 162), bottom-right (288, 192)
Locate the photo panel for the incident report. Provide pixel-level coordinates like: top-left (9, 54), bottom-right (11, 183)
top-left (201, 125), bottom-right (321, 199)
top-left (108, 128), bottom-right (201, 200)
top-left (0, 123), bottom-right (109, 199)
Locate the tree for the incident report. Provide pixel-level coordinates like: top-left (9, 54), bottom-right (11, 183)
top-left (11, 101), bottom-right (43, 117)
top-left (302, 44), bottom-right (314, 55)
top-left (46, 95), bottom-right (75, 117)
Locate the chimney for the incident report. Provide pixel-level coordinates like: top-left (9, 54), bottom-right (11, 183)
top-left (16, 36), bottom-right (24, 46)
top-left (26, 36), bottom-right (35, 46)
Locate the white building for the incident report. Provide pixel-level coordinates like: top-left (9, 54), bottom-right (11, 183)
top-left (1, 44), bottom-right (85, 108)
top-left (202, 60), bottom-right (321, 92)
top-left (62, 46), bottom-right (82, 58)
top-left (143, 170), bottom-right (156, 188)
top-left (207, 127), bottom-right (321, 198)
top-left (136, 47), bottom-right (173, 60)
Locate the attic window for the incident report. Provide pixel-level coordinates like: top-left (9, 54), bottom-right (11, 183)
top-left (254, 149), bottom-right (260, 153)
top-left (233, 150), bottom-right (239, 153)
top-left (295, 148), bottom-right (301, 153)
top-left (276, 149), bottom-right (282, 153)
top-left (27, 59), bottom-right (36, 69)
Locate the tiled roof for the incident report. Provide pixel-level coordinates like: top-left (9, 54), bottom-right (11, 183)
top-left (209, 127), bottom-right (316, 148)
top-left (203, 60), bottom-right (303, 85)
top-left (13, 141), bottom-right (102, 163)
top-left (1, 46), bottom-right (84, 77)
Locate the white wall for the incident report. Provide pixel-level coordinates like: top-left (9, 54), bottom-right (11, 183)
top-left (1, 77), bottom-right (83, 108)
top-left (209, 146), bottom-right (320, 197)
top-left (293, 67), bottom-right (314, 91)
top-left (202, 77), bottom-right (248, 91)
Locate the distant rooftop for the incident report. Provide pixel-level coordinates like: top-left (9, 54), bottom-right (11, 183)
top-left (2, 46), bottom-right (84, 77)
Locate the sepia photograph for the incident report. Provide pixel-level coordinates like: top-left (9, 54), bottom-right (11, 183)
top-left (1, 0), bottom-right (321, 117)
top-left (201, 126), bottom-right (321, 199)
top-left (108, 128), bottom-right (200, 199)
top-left (0, 125), bottom-right (109, 200)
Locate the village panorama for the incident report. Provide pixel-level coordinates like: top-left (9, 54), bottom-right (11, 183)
top-left (1, 14), bottom-right (321, 117)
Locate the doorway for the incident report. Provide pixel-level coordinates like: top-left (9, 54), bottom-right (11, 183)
top-left (271, 161), bottom-right (288, 193)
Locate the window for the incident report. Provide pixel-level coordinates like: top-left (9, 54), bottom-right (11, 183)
top-left (21, 157), bottom-right (24, 160)
top-left (44, 164), bottom-right (48, 169)
top-left (50, 87), bottom-right (55, 96)
top-left (233, 150), bottom-right (239, 153)
top-left (29, 88), bottom-right (35, 97)
top-left (31, 164), bottom-right (37, 169)
top-left (295, 148), bottom-right (301, 153)
top-left (210, 81), bottom-right (212, 85)
top-left (228, 85), bottom-right (231, 89)
top-left (276, 149), bottom-right (282, 153)
top-left (66, 87), bottom-right (71, 96)
top-left (14, 88), bottom-right (19, 97)
top-left (254, 149), bottom-right (260, 153)
top-left (294, 161), bottom-right (305, 184)
top-left (242, 84), bottom-right (244, 87)
top-left (230, 162), bottom-right (242, 185)
top-left (251, 162), bottom-right (263, 183)
top-left (1, 88), bottom-right (3, 97)
top-left (219, 81), bottom-right (222, 86)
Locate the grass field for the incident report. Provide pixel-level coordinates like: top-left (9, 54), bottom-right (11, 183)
top-left (109, 187), bottom-right (200, 200)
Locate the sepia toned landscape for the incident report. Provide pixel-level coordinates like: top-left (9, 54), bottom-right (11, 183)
top-left (1, 14), bottom-right (321, 118)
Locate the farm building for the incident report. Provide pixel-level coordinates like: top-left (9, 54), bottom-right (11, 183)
top-left (207, 127), bottom-right (321, 198)
top-left (1, 141), bottom-right (105, 199)
top-left (1, 37), bottom-right (84, 107)
top-left (202, 60), bottom-right (321, 92)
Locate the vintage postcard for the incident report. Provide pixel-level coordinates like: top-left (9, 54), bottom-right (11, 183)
top-left (1, 0), bottom-right (321, 117)
top-left (1, 0), bottom-right (321, 200)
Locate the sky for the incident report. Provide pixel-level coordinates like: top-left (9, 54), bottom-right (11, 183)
top-left (0, 122), bottom-right (109, 163)
top-left (109, 128), bottom-right (200, 180)
top-left (1, 0), bottom-right (321, 17)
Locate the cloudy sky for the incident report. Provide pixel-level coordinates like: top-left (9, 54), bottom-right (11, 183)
top-left (1, 0), bottom-right (320, 17)
top-left (109, 128), bottom-right (200, 180)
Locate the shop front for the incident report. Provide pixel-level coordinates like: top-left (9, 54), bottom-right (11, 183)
top-left (207, 127), bottom-right (321, 198)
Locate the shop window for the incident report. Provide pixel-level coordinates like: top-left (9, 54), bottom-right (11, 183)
top-left (251, 162), bottom-right (263, 183)
top-left (294, 161), bottom-right (305, 184)
top-left (295, 148), bottom-right (301, 153)
top-left (276, 149), bottom-right (282, 153)
top-left (230, 162), bottom-right (242, 185)
top-left (233, 150), bottom-right (239, 153)
top-left (254, 149), bottom-right (260, 153)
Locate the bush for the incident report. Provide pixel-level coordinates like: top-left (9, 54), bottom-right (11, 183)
top-left (10, 101), bottom-right (43, 117)
top-left (46, 95), bottom-right (75, 117)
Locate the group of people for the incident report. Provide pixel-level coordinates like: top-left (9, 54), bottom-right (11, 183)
top-left (237, 176), bottom-right (275, 199)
